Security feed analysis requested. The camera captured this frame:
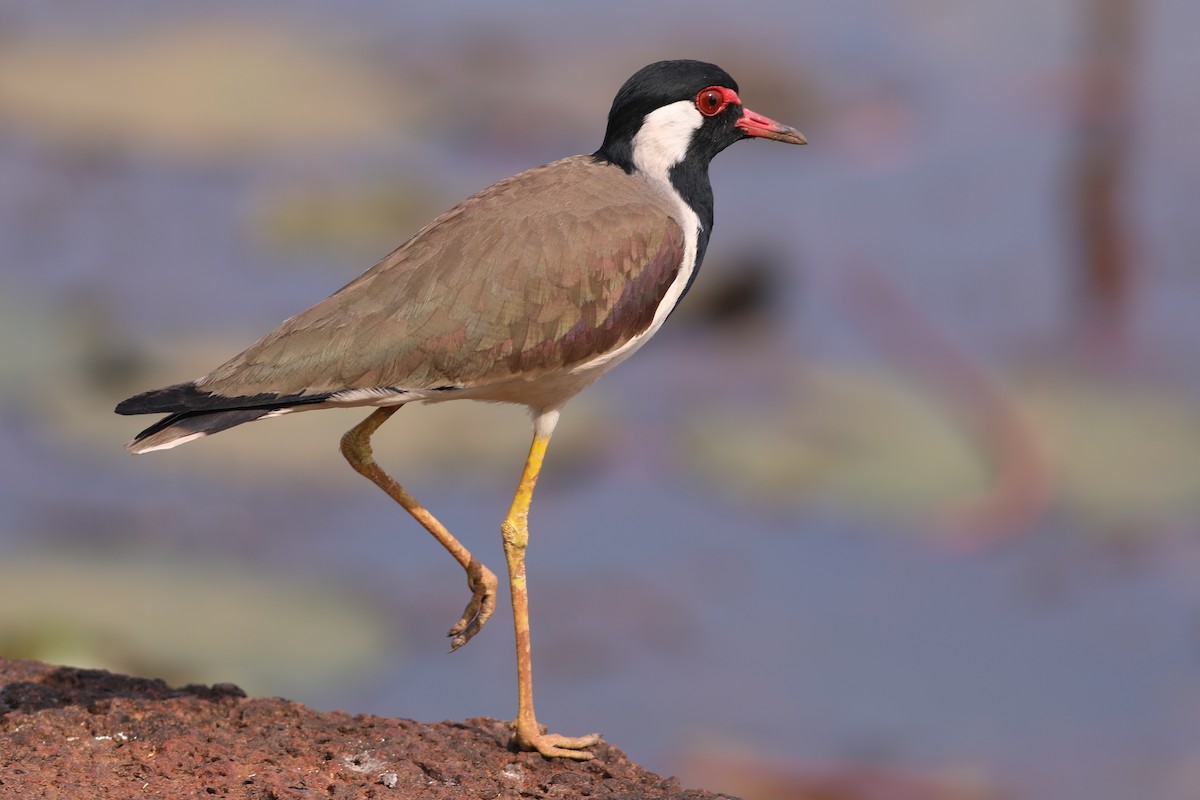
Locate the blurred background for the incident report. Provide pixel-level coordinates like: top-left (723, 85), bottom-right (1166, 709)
top-left (1, 1), bottom-right (1198, 798)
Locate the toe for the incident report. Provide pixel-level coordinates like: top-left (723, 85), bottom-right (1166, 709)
top-left (446, 561), bottom-right (497, 649)
top-left (520, 731), bottom-right (602, 760)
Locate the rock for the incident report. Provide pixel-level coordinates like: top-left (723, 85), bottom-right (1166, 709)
top-left (0, 657), bottom-right (731, 799)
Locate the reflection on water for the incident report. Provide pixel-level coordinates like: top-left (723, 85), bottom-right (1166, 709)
top-left (1, 3), bottom-right (1199, 799)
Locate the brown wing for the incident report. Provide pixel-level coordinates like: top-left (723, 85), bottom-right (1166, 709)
top-left (194, 156), bottom-right (686, 400)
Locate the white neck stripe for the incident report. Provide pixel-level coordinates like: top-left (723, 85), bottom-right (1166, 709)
top-left (630, 100), bottom-right (702, 187)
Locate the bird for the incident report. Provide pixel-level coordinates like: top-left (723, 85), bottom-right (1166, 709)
top-left (116, 59), bottom-right (805, 760)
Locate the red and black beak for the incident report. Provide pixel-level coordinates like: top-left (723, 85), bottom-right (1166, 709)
top-left (735, 107), bottom-right (807, 145)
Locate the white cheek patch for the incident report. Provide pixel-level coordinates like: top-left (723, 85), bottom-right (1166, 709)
top-left (630, 100), bottom-right (702, 185)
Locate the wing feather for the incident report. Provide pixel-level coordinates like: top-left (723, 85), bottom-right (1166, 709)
top-left (188, 155), bottom-right (687, 404)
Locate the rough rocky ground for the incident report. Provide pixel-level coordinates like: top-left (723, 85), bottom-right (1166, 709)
top-left (0, 657), bottom-right (732, 799)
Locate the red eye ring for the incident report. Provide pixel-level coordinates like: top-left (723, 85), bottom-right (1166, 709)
top-left (695, 85), bottom-right (739, 117)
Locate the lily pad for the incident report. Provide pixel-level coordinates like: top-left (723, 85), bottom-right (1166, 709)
top-left (0, 555), bottom-right (396, 696)
top-left (680, 365), bottom-right (989, 514)
top-left (247, 181), bottom-right (438, 258)
top-left (1018, 372), bottom-right (1200, 520)
top-left (679, 364), bottom-right (1200, 528)
top-left (0, 19), bottom-right (410, 158)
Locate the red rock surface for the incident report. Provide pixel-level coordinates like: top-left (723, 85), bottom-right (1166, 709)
top-left (0, 657), bottom-right (731, 799)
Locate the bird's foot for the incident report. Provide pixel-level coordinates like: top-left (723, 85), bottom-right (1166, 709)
top-left (447, 558), bottom-right (498, 651)
top-left (512, 722), bottom-right (601, 760)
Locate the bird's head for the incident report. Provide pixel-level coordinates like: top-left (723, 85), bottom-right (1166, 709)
top-left (594, 59), bottom-right (806, 181)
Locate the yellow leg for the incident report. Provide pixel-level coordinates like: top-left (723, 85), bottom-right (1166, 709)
top-left (341, 407), bottom-right (497, 650)
top-left (502, 411), bottom-right (601, 760)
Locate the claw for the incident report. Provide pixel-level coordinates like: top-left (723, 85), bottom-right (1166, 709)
top-left (513, 728), bottom-right (602, 761)
top-left (447, 558), bottom-right (497, 651)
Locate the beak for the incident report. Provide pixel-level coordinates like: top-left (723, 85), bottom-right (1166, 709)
top-left (735, 107), bottom-right (807, 145)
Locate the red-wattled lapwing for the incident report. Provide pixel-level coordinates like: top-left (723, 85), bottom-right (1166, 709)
top-left (116, 59), bottom-right (805, 759)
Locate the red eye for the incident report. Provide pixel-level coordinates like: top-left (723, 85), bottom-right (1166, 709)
top-left (695, 87), bottom-right (728, 117)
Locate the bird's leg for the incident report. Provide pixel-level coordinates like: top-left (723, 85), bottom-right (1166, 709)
top-left (341, 406), bottom-right (497, 651)
top-left (501, 410), bottom-right (602, 760)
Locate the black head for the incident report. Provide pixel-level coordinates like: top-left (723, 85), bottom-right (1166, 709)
top-left (592, 61), bottom-right (805, 325)
top-left (593, 60), bottom-right (805, 175)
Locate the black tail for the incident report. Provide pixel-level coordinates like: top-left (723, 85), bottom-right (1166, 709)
top-left (126, 408), bottom-right (275, 453)
top-left (116, 381), bottom-right (332, 454)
